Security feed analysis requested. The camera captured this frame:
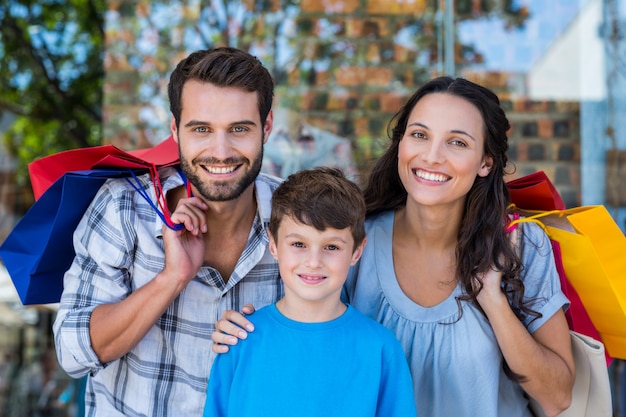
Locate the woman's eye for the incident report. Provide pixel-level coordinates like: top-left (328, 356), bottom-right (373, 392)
top-left (450, 139), bottom-right (468, 147)
top-left (410, 131), bottom-right (426, 140)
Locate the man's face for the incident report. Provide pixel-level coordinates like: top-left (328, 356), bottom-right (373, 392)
top-left (171, 80), bottom-right (272, 202)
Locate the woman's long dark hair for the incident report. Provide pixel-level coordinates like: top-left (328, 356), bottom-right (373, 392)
top-left (364, 76), bottom-right (539, 381)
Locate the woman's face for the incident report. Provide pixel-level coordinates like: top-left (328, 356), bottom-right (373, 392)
top-left (397, 92), bottom-right (493, 209)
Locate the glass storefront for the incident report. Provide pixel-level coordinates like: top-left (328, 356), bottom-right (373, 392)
top-left (1, 0), bottom-right (625, 415)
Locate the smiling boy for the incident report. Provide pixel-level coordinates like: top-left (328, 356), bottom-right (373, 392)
top-left (203, 167), bottom-right (417, 417)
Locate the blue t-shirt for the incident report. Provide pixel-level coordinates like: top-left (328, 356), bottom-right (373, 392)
top-left (343, 210), bottom-right (569, 417)
top-left (204, 303), bottom-right (417, 417)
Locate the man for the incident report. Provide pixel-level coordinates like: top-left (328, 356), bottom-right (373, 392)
top-left (53, 47), bottom-right (283, 416)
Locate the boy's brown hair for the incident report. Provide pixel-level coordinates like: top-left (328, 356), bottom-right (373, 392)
top-left (269, 167), bottom-right (366, 250)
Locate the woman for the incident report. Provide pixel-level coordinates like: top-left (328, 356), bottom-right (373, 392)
top-left (213, 77), bottom-right (575, 417)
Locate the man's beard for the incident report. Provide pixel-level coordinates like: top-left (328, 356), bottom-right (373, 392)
top-left (179, 140), bottom-right (263, 202)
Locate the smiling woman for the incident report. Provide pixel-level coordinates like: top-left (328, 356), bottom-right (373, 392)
top-left (343, 76), bottom-right (575, 417)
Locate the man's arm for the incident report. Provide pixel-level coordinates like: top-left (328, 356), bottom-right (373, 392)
top-left (54, 179), bottom-right (208, 370)
top-left (90, 193), bottom-right (209, 362)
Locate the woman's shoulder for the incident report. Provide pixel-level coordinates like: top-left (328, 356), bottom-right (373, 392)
top-left (365, 210), bottom-right (394, 229)
top-left (515, 218), bottom-right (553, 258)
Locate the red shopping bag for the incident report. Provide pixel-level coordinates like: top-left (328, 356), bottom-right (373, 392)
top-left (29, 135), bottom-right (179, 200)
top-left (507, 170), bottom-right (565, 211)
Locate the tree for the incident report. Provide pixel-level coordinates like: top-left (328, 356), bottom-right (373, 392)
top-left (0, 0), bottom-right (105, 187)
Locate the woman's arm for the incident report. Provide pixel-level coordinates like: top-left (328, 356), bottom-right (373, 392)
top-left (477, 223), bottom-right (575, 417)
top-left (478, 278), bottom-right (574, 417)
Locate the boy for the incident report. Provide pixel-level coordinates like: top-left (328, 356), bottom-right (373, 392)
top-left (203, 167), bottom-right (417, 417)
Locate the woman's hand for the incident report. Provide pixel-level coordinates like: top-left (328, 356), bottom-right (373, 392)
top-left (474, 265), bottom-right (507, 311)
top-left (211, 304), bottom-right (256, 353)
top-left (476, 228), bottom-right (517, 311)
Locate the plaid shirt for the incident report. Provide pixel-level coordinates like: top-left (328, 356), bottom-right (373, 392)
top-left (53, 168), bottom-right (283, 417)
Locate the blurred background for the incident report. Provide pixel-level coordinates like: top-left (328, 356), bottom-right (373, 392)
top-left (0, 0), bottom-right (625, 415)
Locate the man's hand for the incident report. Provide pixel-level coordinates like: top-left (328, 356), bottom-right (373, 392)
top-left (212, 305), bottom-right (256, 353)
top-left (161, 196), bottom-right (208, 288)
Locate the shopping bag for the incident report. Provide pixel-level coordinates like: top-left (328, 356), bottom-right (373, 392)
top-left (29, 135), bottom-right (179, 200)
top-left (506, 172), bottom-right (607, 352)
top-left (0, 137), bottom-right (182, 305)
top-left (550, 241), bottom-right (609, 362)
top-left (0, 170), bottom-right (128, 304)
top-left (506, 170), bottom-right (565, 211)
top-left (510, 206), bottom-right (626, 359)
top-left (529, 331), bottom-right (612, 417)
top-left (552, 241), bottom-right (612, 365)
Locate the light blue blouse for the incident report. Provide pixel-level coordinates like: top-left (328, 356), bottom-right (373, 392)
top-left (344, 210), bottom-right (569, 417)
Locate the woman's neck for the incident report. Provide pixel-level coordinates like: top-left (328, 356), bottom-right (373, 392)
top-left (395, 202), bottom-right (462, 250)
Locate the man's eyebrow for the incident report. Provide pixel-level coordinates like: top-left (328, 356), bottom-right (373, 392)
top-left (183, 120), bottom-right (257, 128)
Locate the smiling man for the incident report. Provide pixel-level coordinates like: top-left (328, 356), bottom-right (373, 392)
top-left (53, 48), bottom-right (284, 417)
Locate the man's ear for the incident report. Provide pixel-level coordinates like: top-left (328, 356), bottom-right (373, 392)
top-left (350, 237), bottom-right (367, 266)
top-left (170, 116), bottom-right (178, 143)
top-left (478, 156), bottom-right (493, 177)
top-left (263, 109), bottom-right (274, 144)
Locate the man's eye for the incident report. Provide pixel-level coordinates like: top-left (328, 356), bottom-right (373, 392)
top-left (194, 127), bottom-right (208, 133)
top-left (232, 126), bottom-right (248, 133)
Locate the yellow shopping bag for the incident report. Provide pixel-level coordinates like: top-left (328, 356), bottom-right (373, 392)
top-left (510, 205), bottom-right (626, 359)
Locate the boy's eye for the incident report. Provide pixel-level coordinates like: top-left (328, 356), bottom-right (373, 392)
top-left (325, 244), bottom-right (339, 251)
top-left (291, 242), bottom-right (305, 248)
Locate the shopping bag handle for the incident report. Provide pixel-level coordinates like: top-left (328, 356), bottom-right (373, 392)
top-left (125, 166), bottom-right (191, 231)
top-left (506, 204), bottom-right (566, 233)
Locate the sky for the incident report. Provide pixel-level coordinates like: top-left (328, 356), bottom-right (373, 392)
top-left (457, 0), bottom-right (584, 72)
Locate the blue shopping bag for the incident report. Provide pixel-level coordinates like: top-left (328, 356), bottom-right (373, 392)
top-left (0, 170), bottom-right (130, 305)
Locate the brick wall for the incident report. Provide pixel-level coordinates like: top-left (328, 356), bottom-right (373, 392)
top-left (505, 99), bottom-right (580, 207)
top-left (102, 0), bottom-right (581, 206)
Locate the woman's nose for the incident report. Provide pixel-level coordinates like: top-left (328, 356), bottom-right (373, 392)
top-left (422, 141), bottom-right (444, 164)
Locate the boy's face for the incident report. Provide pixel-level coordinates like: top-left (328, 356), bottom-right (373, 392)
top-left (269, 215), bottom-right (365, 312)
